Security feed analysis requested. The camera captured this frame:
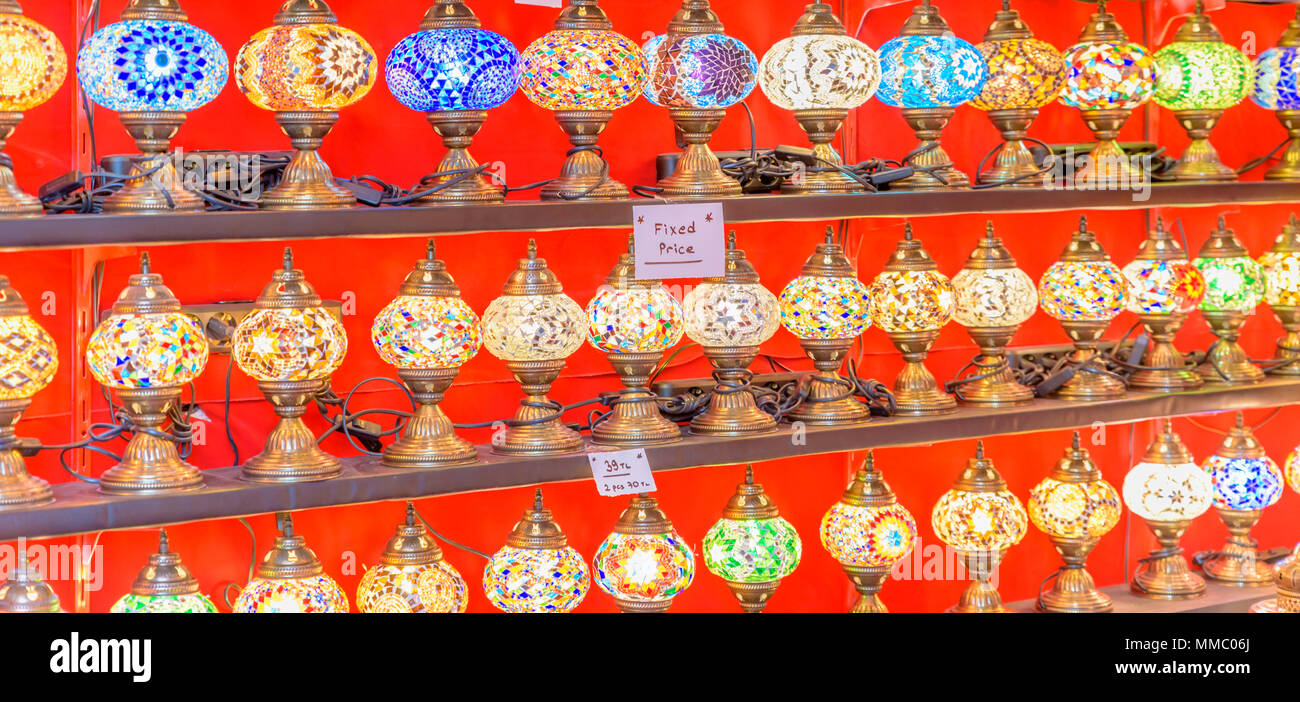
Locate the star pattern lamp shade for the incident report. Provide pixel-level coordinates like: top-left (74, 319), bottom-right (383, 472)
top-left (483, 490), bottom-right (590, 613)
top-left (703, 467), bottom-right (801, 612)
top-left (0, 1), bottom-right (66, 215)
top-left (1121, 217), bottom-right (1206, 392)
top-left (0, 275), bottom-right (54, 508)
top-left (357, 505), bottom-right (468, 613)
top-left (593, 494), bottom-right (695, 613)
top-left (1199, 413), bottom-right (1284, 586)
top-left (1194, 216), bottom-right (1266, 385)
top-left (234, 515), bottom-right (349, 613)
top-left (1251, 7), bottom-right (1300, 181)
top-left (111, 531), bottom-right (217, 613)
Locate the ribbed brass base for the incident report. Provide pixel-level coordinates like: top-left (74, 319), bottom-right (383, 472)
top-left (691, 346), bottom-right (777, 436)
top-left (789, 338), bottom-right (871, 425)
top-left (980, 109), bottom-right (1044, 188)
top-left (1132, 519), bottom-right (1206, 600)
top-left (780, 109), bottom-right (865, 195)
top-left (99, 387), bottom-right (204, 495)
top-left (888, 330), bottom-right (956, 416)
top-left (592, 351), bottom-right (681, 447)
top-left (416, 110), bottom-right (505, 206)
top-left (541, 110), bottom-right (628, 201)
top-left (494, 360), bottom-right (584, 456)
top-left (242, 379), bottom-right (342, 484)
top-left (1128, 313), bottom-right (1202, 392)
top-left (726, 580), bottom-right (780, 613)
top-left (382, 368), bottom-right (477, 469)
top-left (1039, 538), bottom-right (1112, 613)
top-left (1166, 110), bottom-right (1236, 182)
top-left (1265, 110), bottom-right (1300, 181)
top-left (260, 111), bottom-right (355, 210)
top-left (1055, 321), bottom-right (1126, 401)
top-left (613, 597), bottom-right (673, 613)
top-left (842, 564), bottom-right (891, 613)
top-left (0, 112), bottom-right (42, 217)
top-left (1076, 109), bottom-right (1143, 187)
top-left (1268, 308), bottom-right (1300, 376)
top-left (0, 399), bottom-right (51, 509)
top-left (1199, 311), bottom-right (1263, 385)
top-left (949, 550), bottom-right (1008, 613)
top-left (657, 108), bottom-right (742, 198)
top-left (892, 107), bottom-right (969, 191)
top-left (101, 111), bottom-right (204, 215)
top-left (959, 327), bottom-right (1033, 407)
top-left (1203, 508), bottom-right (1274, 587)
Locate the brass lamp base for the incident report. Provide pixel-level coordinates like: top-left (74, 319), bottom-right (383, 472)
top-left (383, 368), bottom-right (477, 469)
top-left (892, 107), bottom-right (968, 191)
top-left (417, 110), bottom-right (505, 206)
top-left (981, 108), bottom-right (1044, 188)
top-left (949, 549), bottom-right (1009, 613)
top-left (0, 113), bottom-right (42, 217)
top-left (1054, 320), bottom-right (1126, 401)
top-left (0, 398), bottom-right (51, 508)
top-left (1202, 507), bottom-right (1274, 586)
top-left (1075, 109), bottom-right (1142, 188)
top-left (726, 580), bottom-right (780, 613)
top-left (495, 359), bottom-right (584, 456)
top-left (542, 110), bottom-right (628, 201)
top-left (691, 346), bottom-right (778, 436)
top-left (1268, 307), bottom-right (1300, 376)
top-left (959, 326), bottom-right (1033, 407)
top-left (1132, 518), bottom-right (1206, 600)
top-left (1265, 110), bottom-right (1300, 182)
top-left (1039, 537), bottom-right (1112, 613)
top-left (886, 330), bottom-right (956, 416)
top-left (1129, 313), bottom-right (1202, 392)
top-left (260, 111), bottom-right (356, 210)
top-left (101, 111), bottom-right (205, 215)
top-left (612, 597), bottom-right (673, 613)
top-left (657, 108), bottom-right (742, 198)
top-left (1198, 310), bottom-right (1263, 385)
top-left (99, 387), bottom-right (204, 495)
top-left (789, 338), bottom-right (871, 425)
top-left (592, 351), bottom-right (680, 447)
top-left (842, 564), bottom-right (891, 613)
top-left (1166, 110), bottom-right (1235, 182)
top-left (242, 379), bottom-right (342, 484)
top-left (780, 109), bottom-right (865, 195)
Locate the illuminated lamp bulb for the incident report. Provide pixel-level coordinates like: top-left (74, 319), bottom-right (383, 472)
top-left (1193, 216), bottom-right (1266, 385)
top-left (868, 224), bottom-right (956, 416)
top-left (0, 550), bottom-right (59, 612)
top-left (86, 253), bottom-right (208, 494)
top-left (357, 504), bottom-right (468, 613)
top-left (931, 441), bottom-right (1027, 613)
top-left (1249, 5), bottom-right (1300, 181)
top-left (593, 493), bottom-right (694, 612)
top-left (371, 241), bottom-right (481, 467)
top-left (1122, 420), bottom-right (1212, 599)
top-left (232, 249), bottom-right (348, 483)
top-left (758, 2), bottom-right (880, 194)
top-left (483, 489), bottom-right (590, 613)
top-left (1036, 216), bottom-right (1129, 401)
top-left (1028, 432), bottom-right (1122, 613)
top-left (585, 235), bottom-right (684, 446)
top-left (0, 0), bottom-right (66, 216)
top-left (111, 530), bottom-right (217, 613)
top-left (0, 275), bottom-right (55, 508)
top-left (820, 452), bottom-right (917, 613)
top-left (233, 514), bottom-right (349, 613)
top-left (703, 466), bottom-right (801, 613)
top-left (1199, 413), bottom-right (1284, 586)
top-left (76, 0), bottom-right (227, 213)
top-left (1263, 214), bottom-right (1300, 376)
top-left (481, 240), bottom-right (586, 456)
top-left (1120, 216), bottom-right (1206, 392)
top-left (643, 0), bottom-right (757, 198)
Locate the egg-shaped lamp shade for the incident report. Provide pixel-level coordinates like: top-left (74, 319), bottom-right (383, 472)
top-left (236, 23), bottom-right (376, 111)
top-left (233, 307), bottom-right (348, 382)
top-left (931, 489), bottom-right (1028, 552)
top-left (1060, 42), bottom-right (1156, 111)
top-left (684, 282), bottom-right (780, 347)
top-left (703, 516), bottom-right (801, 584)
top-left (86, 313), bottom-right (208, 389)
top-left (521, 29), bottom-right (644, 112)
top-left (482, 294), bottom-right (586, 362)
top-left (1265, 248), bottom-right (1300, 307)
top-left (0, 12), bottom-right (67, 112)
top-left (642, 33), bottom-right (757, 109)
top-left (233, 574), bottom-right (349, 613)
top-left (951, 268), bottom-right (1037, 328)
top-left (78, 20), bottom-right (227, 113)
top-left (357, 561), bottom-right (467, 613)
top-left (875, 35), bottom-right (988, 109)
top-left (593, 531), bottom-right (695, 606)
top-left (1194, 256), bottom-right (1266, 313)
top-left (1286, 446), bottom-right (1300, 495)
top-left (1251, 46), bottom-right (1300, 110)
top-left (820, 501), bottom-right (917, 568)
top-left (1028, 478), bottom-right (1122, 540)
top-left (779, 275), bottom-right (871, 340)
top-left (1154, 42), bottom-right (1252, 112)
top-left (1121, 259), bottom-right (1206, 315)
top-left (387, 28), bottom-right (520, 112)
top-left (758, 34), bottom-right (880, 111)
top-left (371, 295), bottom-right (481, 369)
top-left (1202, 455), bottom-right (1284, 511)
top-left (0, 314), bottom-right (57, 400)
top-left (111, 592), bottom-right (217, 613)
top-left (1122, 461), bottom-right (1213, 522)
top-left (970, 37), bottom-right (1066, 112)
top-left (1037, 261), bottom-right (1129, 322)
top-left (483, 545), bottom-right (590, 613)
top-left (586, 287), bottom-right (684, 353)
top-left (868, 270), bottom-right (956, 333)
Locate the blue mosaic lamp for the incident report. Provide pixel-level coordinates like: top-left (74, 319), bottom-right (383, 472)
top-left (876, 0), bottom-right (988, 191)
top-left (76, 0), bottom-right (228, 214)
top-left (1200, 413), bottom-right (1284, 586)
top-left (386, 0), bottom-right (520, 205)
top-left (1251, 6), bottom-right (1300, 181)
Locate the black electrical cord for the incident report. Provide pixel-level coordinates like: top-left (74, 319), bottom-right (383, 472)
top-left (410, 502), bottom-right (492, 561)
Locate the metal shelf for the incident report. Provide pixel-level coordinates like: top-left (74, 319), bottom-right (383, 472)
top-left (1007, 581), bottom-right (1274, 613)
top-left (2, 377), bottom-right (1297, 541)
top-left (0, 181), bottom-right (1295, 251)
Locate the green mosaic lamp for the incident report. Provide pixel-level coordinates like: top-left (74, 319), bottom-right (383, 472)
top-left (1194, 216), bottom-right (1266, 385)
top-left (703, 466), bottom-right (801, 613)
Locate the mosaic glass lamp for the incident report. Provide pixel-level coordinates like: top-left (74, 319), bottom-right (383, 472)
top-left (703, 466), bottom-right (801, 613)
top-left (969, 0), bottom-right (1067, 187)
top-left (931, 442), bottom-right (1027, 613)
top-left (875, 0), bottom-right (988, 190)
top-left (357, 504), bottom-right (468, 613)
top-left (483, 489), bottom-right (590, 613)
top-left (1123, 420), bottom-right (1212, 599)
top-left (593, 493), bottom-right (695, 612)
top-left (643, 0), bottom-right (757, 198)
top-left (0, 0), bottom-right (66, 216)
top-left (372, 241), bottom-right (480, 467)
top-left (111, 530), bottom-right (217, 613)
top-left (1200, 413), bottom-right (1284, 586)
top-left (520, 0), bottom-right (645, 200)
top-left (1194, 216), bottom-right (1266, 385)
top-left (1120, 216), bottom-right (1206, 392)
top-left (386, 0), bottom-right (520, 205)
top-left (1250, 5), bottom-right (1300, 181)
top-left (820, 452), bottom-right (917, 613)
top-left (1037, 216), bottom-right (1129, 401)
top-left (0, 275), bottom-right (55, 508)
top-left (86, 253), bottom-right (208, 494)
top-left (234, 514), bottom-right (349, 613)
top-left (1028, 432), bottom-right (1122, 613)
top-left (759, 2), bottom-right (880, 194)
top-left (1264, 214), bottom-right (1300, 376)
top-left (76, 0), bottom-right (228, 213)
top-left (779, 226), bottom-right (873, 424)
top-left (0, 551), bottom-right (59, 612)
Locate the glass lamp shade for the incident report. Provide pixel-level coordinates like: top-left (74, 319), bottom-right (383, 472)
top-left (1194, 256), bottom-right (1265, 313)
top-left (357, 561), bottom-right (467, 613)
top-left (1265, 251), bottom-right (1300, 307)
top-left (1059, 42), bottom-right (1157, 111)
top-left (482, 294), bottom-right (586, 362)
top-left (521, 29), bottom-right (645, 112)
top-left (931, 489), bottom-right (1028, 552)
top-left (1251, 47), bottom-right (1300, 110)
top-left (868, 270), bottom-right (956, 333)
top-left (1037, 261), bottom-right (1129, 322)
top-left (586, 287), bottom-right (684, 354)
top-left (683, 282), bottom-right (780, 347)
top-left (951, 268), bottom-right (1037, 328)
top-left (642, 33), bottom-right (757, 109)
top-left (386, 28), bottom-right (520, 113)
top-left (0, 314), bottom-right (57, 400)
top-left (758, 34), bottom-right (880, 111)
top-left (1028, 477), bottom-right (1122, 540)
top-left (483, 545), bottom-right (590, 613)
top-left (111, 593), bottom-right (217, 613)
top-left (86, 313), bottom-right (208, 389)
top-left (78, 20), bottom-right (228, 113)
top-left (819, 502), bottom-right (917, 568)
top-left (875, 35), bottom-right (988, 109)
top-left (371, 295), bottom-right (481, 369)
top-left (1202, 455), bottom-right (1284, 511)
top-left (1286, 447), bottom-right (1300, 495)
top-left (233, 574), bottom-right (349, 613)
top-left (236, 23), bottom-right (376, 112)
top-left (592, 531), bottom-right (695, 603)
top-left (1121, 259), bottom-right (1206, 315)
top-left (1154, 42), bottom-right (1252, 111)
top-left (1121, 460), bottom-right (1213, 522)
top-left (970, 37), bottom-right (1067, 111)
top-left (702, 517), bottom-right (801, 583)
top-left (0, 12), bottom-right (67, 112)
top-left (778, 275), bottom-right (871, 340)
top-left (232, 307), bottom-right (348, 382)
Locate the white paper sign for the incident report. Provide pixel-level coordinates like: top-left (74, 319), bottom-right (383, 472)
top-left (587, 448), bottom-right (657, 497)
top-left (514, 0), bottom-right (562, 6)
top-left (632, 202), bottom-right (725, 280)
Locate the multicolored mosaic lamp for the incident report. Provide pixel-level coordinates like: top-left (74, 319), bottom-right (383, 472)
top-left (1200, 413), bottom-right (1283, 586)
top-left (931, 442), bottom-right (1027, 613)
top-left (1028, 432), bottom-right (1122, 613)
top-left (875, 0), bottom-right (988, 190)
top-left (0, 0), bottom-right (66, 216)
top-left (1037, 216), bottom-right (1129, 401)
top-left (387, 0), bottom-right (520, 205)
top-left (1194, 216), bottom-right (1266, 385)
top-left (586, 235), bottom-right (684, 446)
top-left (644, 0), bottom-right (757, 198)
top-left (869, 224), bottom-right (956, 416)
top-left (970, 0), bottom-right (1068, 187)
top-left (779, 226), bottom-right (872, 424)
top-left (0, 276), bottom-right (55, 509)
top-left (593, 493), bottom-right (695, 612)
top-left (1123, 420), bottom-right (1212, 599)
top-left (86, 254), bottom-right (208, 494)
top-left (111, 530), bottom-right (217, 613)
top-left (520, 0), bottom-right (645, 200)
top-left (1263, 214), bottom-right (1300, 376)
top-left (232, 249), bottom-right (348, 483)
top-left (1121, 217), bottom-right (1206, 392)
top-left (483, 489), bottom-right (590, 613)
top-left (234, 514), bottom-right (349, 613)
top-left (77, 0), bottom-right (228, 213)
top-left (0, 550), bottom-right (59, 612)
top-left (1250, 6), bottom-right (1300, 181)
top-left (372, 241), bottom-right (480, 467)
top-left (820, 452), bottom-right (917, 613)
top-left (357, 504), bottom-right (468, 613)
top-left (703, 466), bottom-right (801, 613)
top-left (759, 2), bottom-right (880, 194)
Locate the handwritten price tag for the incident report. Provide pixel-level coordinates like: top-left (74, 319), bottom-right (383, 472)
top-left (632, 202), bottom-right (725, 280)
top-left (586, 448), bottom-right (657, 497)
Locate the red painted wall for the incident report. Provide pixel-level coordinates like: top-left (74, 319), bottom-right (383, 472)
top-left (3, 0), bottom-right (1298, 613)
